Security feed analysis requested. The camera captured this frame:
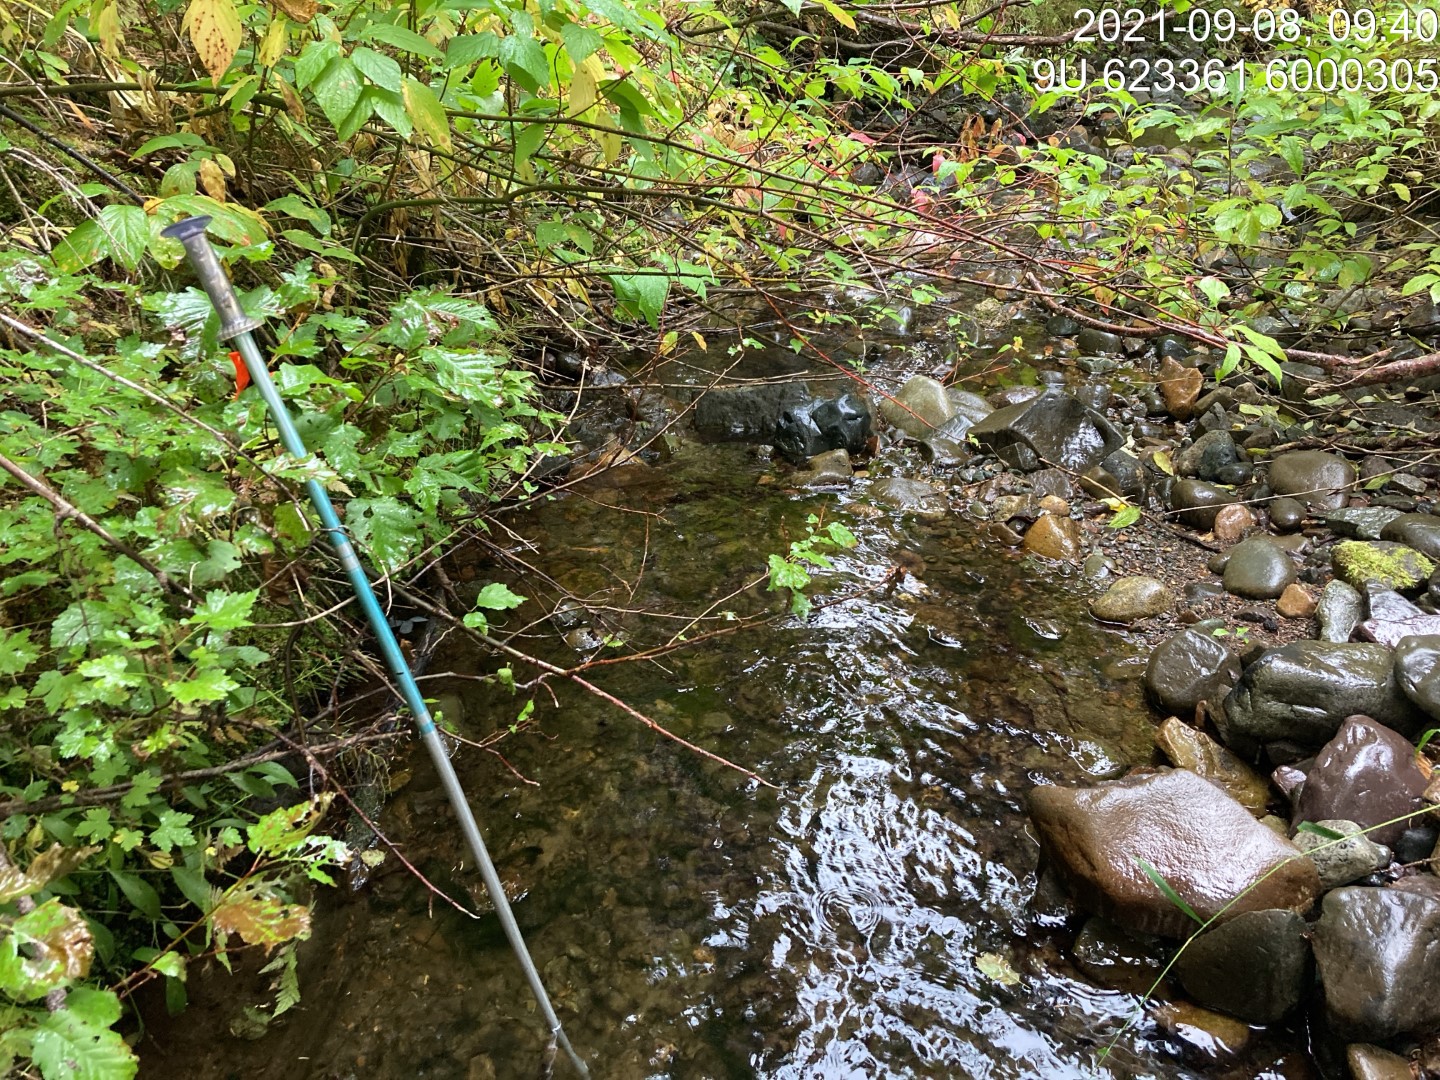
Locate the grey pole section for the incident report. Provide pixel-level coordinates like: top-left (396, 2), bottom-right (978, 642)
top-left (162, 216), bottom-right (589, 1077)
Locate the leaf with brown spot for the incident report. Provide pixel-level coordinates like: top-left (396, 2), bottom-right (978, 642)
top-left (0, 844), bottom-right (99, 904)
top-left (182, 0), bottom-right (242, 82)
top-left (0, 899), bottom-right (93, 1000)
top-left (271, 0), bottom-right (315, 23)
top-left (211, 895), bottom-right (311, 952)
top-left (198, 158), bottom-right (227, 202)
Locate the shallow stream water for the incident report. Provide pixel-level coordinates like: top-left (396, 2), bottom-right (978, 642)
top-left (140, 310), bottom-right (1315, 1079)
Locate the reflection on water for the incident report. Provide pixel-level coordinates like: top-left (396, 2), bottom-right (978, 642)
top-left (141, 435), bottom-right (1305, 1080)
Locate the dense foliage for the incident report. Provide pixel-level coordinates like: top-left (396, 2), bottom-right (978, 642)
top-left (2, 0), bottom-right (1440, 1072)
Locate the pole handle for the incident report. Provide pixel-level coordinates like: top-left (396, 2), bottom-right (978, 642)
top-left (160, 216), bottom-right (262, 340)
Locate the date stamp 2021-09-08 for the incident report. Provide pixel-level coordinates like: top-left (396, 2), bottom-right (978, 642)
top-left (1030, 5), bottom-right (1440, 98)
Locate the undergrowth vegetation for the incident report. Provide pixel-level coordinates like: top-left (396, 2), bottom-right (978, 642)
top-left (1, 0), bottom-right (1440, 1072)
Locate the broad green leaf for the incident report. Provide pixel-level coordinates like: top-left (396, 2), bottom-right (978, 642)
top-left (185, 588), bottom-right (258, 631)
top-left (498, 32), bottom-right (551, 93)
top-left (350, 45), bottom-right (402, 92)
top-left (312, 56), bottom-right (363, 131)
top-left (52, 219), bottom-right (108, 273)
top-left (474, 582), bottom-right (525, 611)
top-left (362, 22), bottom-right (442, 58)
top-left (31, 988), bottom-right (138, 1079)
top-left (166, 668), bottom-right (239, 705)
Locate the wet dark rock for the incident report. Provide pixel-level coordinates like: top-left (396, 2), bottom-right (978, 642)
top-left (1346, 1044), bottom-right (1413, 1080)
top-left (1156, 334), bottom-right (1191, 361)
top-left (1028, 770), bottom-right (1321, 939)
top-left (1146, 629), bottom-right (1242, 718)
top-left (1174, 909), bottom-right (1310, 1024)
top-left (1333, 541), bottom-right (1435, 592)
top-left (1022, 513), bottom-right (1082, 562)
top-left (1324, 507), bottom-right (1405, 541)
top-left (1029, 468), bottom-right (1074, 501)
top-left (1071, 917), bottom-right (1165, 994)
top-left (879, 375), bottom-right (952, 437)
top-left (944, 387), bottom-right (994, 426)
top-left (1395, 824), bottom-right (1439, 864)
top-left (792, 449), bottom-right (853, 487)
top-left (1177, 431), bottom-right (1241, 482)
top-left (1100, 450), bottom-right (1146, 498)
top-left (1295, 715), bottom-right (1430, 846)
top-left (1090, 576), bottom-right (1175, 624)
top-left (1293, 819), bottom-right (1391, 888)
top-left (1318, 580), bottom-right (1364, 642)
top-left (1219, 642), bottom-right (1423, 748)
top-left (1045, 315), bottom-right (1080, 337)
top-left (1155, 717), bottom-right (1270, 813)
top-left (695, 383), bottom-right (812, 442)
top-left (1214, 462), bottom-right (1254, 486)
top-left (1313, 886), bottom-right (1440, 1038)
top-left (1268, 497), bottom-right (1307, 533)
top-left (1395, 635), bottom-right (1440, 720)
top-left (989, 386), bottom-right (1042, 409)
top-left (969, 389), bottom-right (1123, 473)
top-left (773, 392), bottom-right (873, 464)
top-left (1170, 479), bottom-right (1237, 531)
top-left (1370, 585), bottom-right (1429, 624)
top-left (920, 419), bottom-right (973, 467)
top-left (1223, 536), bottom-right (1297, 600)
top-left (1380, 513), bottom-right (1440, 561)
top-left (870, 477), bottom-right (940, 512)
top-left (1268, 450), bottom-right (1357, 510)
top-left (1389, 473), bottom-right (1431, 497)
top-left (1076, 328), bottom-right (1124, 355)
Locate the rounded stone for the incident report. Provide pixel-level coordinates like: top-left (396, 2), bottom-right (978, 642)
top-left (1276, 583), bottom-right (1317, 619)
top-left (1268, 450), bottom-right (1356, 510)
top-left (879, 375), bottom-right (953, 437)
top-left (1292, 819), bottom-right (1391, 889)
top-left (1394, 635), bottom-right (1440, 721)
top-left (1155, 716), bottom-right (1270, 813)
top-left (1023, 512), bottom-right (1082, 562)
top-left (1213, 504), bottom-right (1257, 543)
top-left (1145, 628), bottom-right (1242, 717)
top-left (1379, 513), bottom-right (1440, 561)
top-left (1174, 909), bottom-right (1311, 1024)
top-left (1223, 536), bottom-right (1297, 600)
top-left (1091, 576), bottom-right (1176, 624)
top-left (1171, 479), bottom-right (1236, 531)
top-left (1268, 497), bottom-right (1307, 533)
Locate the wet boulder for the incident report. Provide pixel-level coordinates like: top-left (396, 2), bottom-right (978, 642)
top-left (1173, 909), bottom-right (1311, 1024)
top-left (944, 387), bottom-right (994, 426)
top-left (1380, 513), bottom-right (1440, 561)
top-left (1395, 635), bottom-right (1440, 720)
top-left (1268, 497), bottom-right (1307, 533)
top-left (1219, 641), bottom-right (1423, 749)
top-left (1145, 629), bottom-right (1242, 718)
top-left (968, 389), bottom-right (1122, 473)
top-left (879, 375), bottom-right (952, 437)
top-left (1317, 579), bottom-right (1363, 643)
top-left (1294, 715), bottom-right (1430, 846)
top-left (1267, 450), bottom-right (1356, 510)
top-left (774, 393), bottom-right (872, 464)
top-left (1028, 769), bottom-right (1321, 939)
top-left (1323, 507), bottom-right (1404, 541)
top-left (1313, 886), bottom-right (1440, 1038)
top-left (1346, 1044), bottom-right (1414, 1080)
top-left (1222, 536), bottom-right (1296, 600)
top-left (1332, 540), bottom-right (1435, 592)
top-left (695, 383), bottom-right (813, 442)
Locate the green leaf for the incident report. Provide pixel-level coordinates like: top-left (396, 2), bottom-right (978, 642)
top-left (362, 22), bottom-right (442, 58)
top-left (1107, 504), bottom-right (1141, 529)
top-left (185, 588), bottom-right (258, 631)
top-left (30, 988), bottom-right (138, 1080)
top-left (1295, 821), bottom-right (1347, 841)
top-left (346, 496), bottom-right (420, 573)
top-left (109, 870), bottom-right (161, 920)
top-left (1137, 858), bottom-right (1204, 926)
top-left (247, 798), bottom-right (326, 856)
top-left (166, 668), bottom-right (239, 705)
top-left (149, 810), bottom-right (196, 853)
top-left (350, 45), bottom-right (403, 92)
top-left (559, 22), bottom-right (603, 65)
top-left (312, 56), bottom-right (363, 131)
top-left (474, 582), bottom-right (525, 611)
top-left (498, 32), bottom-right (551, 93)
top-left (52, 219), bottom-right (108, 273)
top-left (97, 204), bottom-right (148, 272)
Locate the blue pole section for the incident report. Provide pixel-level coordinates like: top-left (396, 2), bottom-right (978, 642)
top-left (162, 217), bottom-right (589, 1077)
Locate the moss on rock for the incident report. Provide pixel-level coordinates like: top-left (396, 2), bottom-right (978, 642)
top-left (1331, 540), bottom-right (1435, 591)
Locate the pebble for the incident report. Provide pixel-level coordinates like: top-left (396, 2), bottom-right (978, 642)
top-left (1346, 1044), bottom-right (1413, 1080)
top-left (1276, 583), bottom-right (1317, 619)
top-left (1090, 576), bottom-right (1176, 623)
top-left (1268, 497), bottom-right (1307, 533)
top-left (1023, 512), bottom-right (1083, 562)
top-left (1222, 535), bottom-right (1297, 599)
top-left (1213, 504), bottom-right (1257, 542)
top-left (1152, 1001), bottom-right (1253, 1064)
top-left (1268, 449), bottom-right (1357, 510)
top-left (1171, 479), bottom-right (1236, 531)
top-left (1157, 356), bottom-right (1203, 418)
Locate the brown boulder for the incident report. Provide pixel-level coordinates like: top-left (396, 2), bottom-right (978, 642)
top-left (1029, 769), bottom-right (1320, 939)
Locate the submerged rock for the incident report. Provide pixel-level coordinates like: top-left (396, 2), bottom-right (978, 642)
top-left (1294, 715), bottom-right (1430, 846)
top-left (1174, 909), bottom-right (1311, 1024)
top-left (1071, 917), bottom-right (1165, 994)
top-left (1268, 450), bottom-right (1356, 510)
top-left (1090, 576), bottom-right (1175, 624)
top-left (1313, 886), bottom-right (1440, 1038)
top-left (1332, 540), bottom-right (1435, 592)
top-left (1292, 819), bottom-right (1391, 889)
top-left (968, 389), bottom-right (1123, 473)
top-left (1145, 628), bottom-right (1242, 717)
top-left (1028, 770), bottom-right (1321, 939)
top-left (1155, 717), bottom-right (1270, 813)
top-left (870, 476), bottom-right (940, 512)
top-left (793, 449), bottom-right (853, 486)
top-left (695, 383), bottom-right (812, 442)
top-left (1222, 536), bottom-right (1296, 600)
top-left (1219, 641), bottom-right (1423, 748)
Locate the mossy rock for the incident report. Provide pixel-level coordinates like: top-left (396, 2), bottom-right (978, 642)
top-left (1331, 540), bottom-right (1435, 591)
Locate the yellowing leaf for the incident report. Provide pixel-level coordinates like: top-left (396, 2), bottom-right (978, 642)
top-left (403, 77), bottom-right (451, 152)
top-left (182, 0), bottom-right (242, 81)
top-left (1152, 450), bottom-right (1174, 476)
top-left (198, 158), bottom-right (226, 202)
top-left (813, 0), bottom-right (856, 30)
top-left (211, 895), bottom-right (311, 953)
top-left (976, 951), bottom-right (1020, 986)
top-left (567, 55), bottom-right (601, 118)
top-left (257, 16), bottom-right (287, 67)
top-left (690, 331), bottom-right (707, 351)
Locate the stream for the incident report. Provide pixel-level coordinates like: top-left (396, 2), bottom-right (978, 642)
top-left (139, 300), bottom-right (1317, 1079)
